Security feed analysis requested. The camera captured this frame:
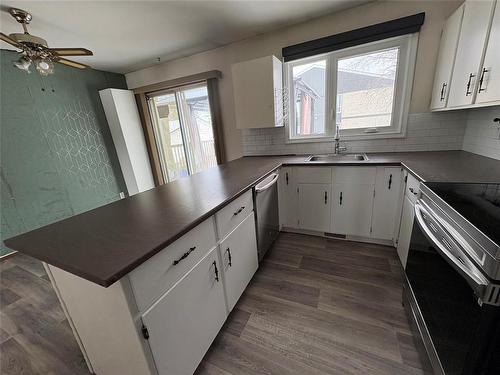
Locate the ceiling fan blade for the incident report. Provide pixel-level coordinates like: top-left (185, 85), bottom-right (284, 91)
top-left (56, 57), bottom-right (90, 69)
top-left (0, 32), bottom-right (22, 49)
top-left (50, 48), bottom-right (93, 56)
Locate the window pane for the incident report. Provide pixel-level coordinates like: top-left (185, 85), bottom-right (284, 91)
top-left (336, 48), bottom-right (398, 130)
top-left (292, 60), bottom-right (326, 136)
top-left (177, 85), bottom-right (218, 174)
top-left (151, 94), bottom-right (189, 181)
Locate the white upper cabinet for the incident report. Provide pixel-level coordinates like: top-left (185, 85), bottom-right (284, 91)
top-left (232, 55), bottom-right (284, 129)
top-left (430, 5), bottom-right (464, 110)
top-left (437, 0), bottom-right (498, 110)
top-left (476, 0), bottom-right (500, 105)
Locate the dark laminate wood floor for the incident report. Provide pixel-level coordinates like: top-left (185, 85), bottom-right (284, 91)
top-left (196, 232), bottom-right (432, 375)
top-left (1, 233), bottom-right (431, 375)
top-left (0, 253), bottom-right (89, 375)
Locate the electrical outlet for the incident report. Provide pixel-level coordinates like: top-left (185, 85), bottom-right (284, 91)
top-left (119, 192), bottom-right (126, 199)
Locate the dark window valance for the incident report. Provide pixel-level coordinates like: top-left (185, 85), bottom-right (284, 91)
top-left (282, 12), bottom-right (425, 62)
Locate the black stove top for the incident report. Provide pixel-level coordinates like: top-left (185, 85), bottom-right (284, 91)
top-left (426, 183), bottom-right (500, 246)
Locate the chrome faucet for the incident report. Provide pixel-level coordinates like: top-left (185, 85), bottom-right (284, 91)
top-left (333, 124), bottom-right (347, 155)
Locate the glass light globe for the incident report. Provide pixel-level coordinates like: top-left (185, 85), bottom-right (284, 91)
top-left (13, 55), bottom-right (32, 73)
top-left (35, 59), bottom-right (54, 76)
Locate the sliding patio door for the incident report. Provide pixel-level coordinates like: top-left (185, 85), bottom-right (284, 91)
top-left (148, 83), bottom-right (218, 182)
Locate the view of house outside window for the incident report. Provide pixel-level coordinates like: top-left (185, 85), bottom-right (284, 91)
top-left (293, 60), bottom-right (326, 136)
top-left (287, 34), bottom-right (416, 141)
top-left (336, 48), bottom-right (398, 130)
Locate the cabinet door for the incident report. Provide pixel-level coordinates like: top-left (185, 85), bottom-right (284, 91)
top-left (430, 5), bottom-right (464, 110)
top-left (220, 213), bottom-right (258, 312)
top-left (448, 0), bottom-right (496, 107)
top-left (371, 167), bottom-right (403, 241)
top-left (396, 196), bottom-right (415, 268)
top-left (142, 247), bottom-right (226, 375)
top-left (476, 1), bottom-right (500, 105)
top-left (331, 183), bottom-right (374, 237)
top-left (232, 56), bottom-right (282, 129)
top-left (298, 183), bottom-right (331, 232)
top-left (278, 167), bottom-right (297, 228)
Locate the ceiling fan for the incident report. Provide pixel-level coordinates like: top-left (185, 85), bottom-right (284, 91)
top-left (0, 8), bottom-right (93, 75)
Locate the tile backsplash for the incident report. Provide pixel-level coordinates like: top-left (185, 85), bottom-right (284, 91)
top-left (242, 112), bottom-right (468, 156)
top-left (462, 106), bottom-right (500, 160)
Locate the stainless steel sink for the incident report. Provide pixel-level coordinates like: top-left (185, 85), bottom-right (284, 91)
top-left (307, 153), bottom-right (369, 162)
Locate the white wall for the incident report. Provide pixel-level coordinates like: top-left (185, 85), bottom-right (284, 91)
top-left (126, 0), bottom-right (463, 161)
top-left (462, 106), bottom-right (500, 160)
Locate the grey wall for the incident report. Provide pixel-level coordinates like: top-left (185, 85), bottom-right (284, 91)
top-left (1, 50), bottom-right (127, 256)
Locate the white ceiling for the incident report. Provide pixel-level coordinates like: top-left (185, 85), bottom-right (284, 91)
top-left (0, 1), bottom-right (369, 74)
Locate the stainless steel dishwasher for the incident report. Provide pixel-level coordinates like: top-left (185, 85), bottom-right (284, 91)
top-left (253, 171), bottom-right (280, 262)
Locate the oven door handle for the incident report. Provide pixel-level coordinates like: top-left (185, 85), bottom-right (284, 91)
top-left (255, 173), bottom-right (279, 193)
top-left (414, 201), bottom-right (489, 297)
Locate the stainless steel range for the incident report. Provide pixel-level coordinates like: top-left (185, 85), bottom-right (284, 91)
top-left (404, 182), bottom-right (500, 375)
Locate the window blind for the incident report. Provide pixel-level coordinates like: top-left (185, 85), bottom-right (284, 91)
top-left (282, 13), bottom-right (425, 62)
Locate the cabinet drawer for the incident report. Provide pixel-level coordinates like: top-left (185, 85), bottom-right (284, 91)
top-left (405, 172), bottom-right (420, 203)
top-left (129, 218), bottom-right (217, 311)
top-left (295, 167), bottom-right (332, 184)
top-left (332, 167), bottom-right (376, 184)
top-left (215, 190), bottom-right (253, 239)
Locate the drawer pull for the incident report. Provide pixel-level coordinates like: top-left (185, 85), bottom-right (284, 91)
top-left (213, 261), bottom-right (220, 282)
top-left (339, 192), bottom-right (343, 205)
top-left (233, 206), bottom-right (245, 216)
top-left (478, 68), bottom-right (489, 93)
top-left (172, 246), bottom-right (196, 266)
top-left (388, 174), bottom-right (392, 189)
top-left (226, 248), bottom-right (232, 267)
top-left (466, 73), bottom-right (475, 96)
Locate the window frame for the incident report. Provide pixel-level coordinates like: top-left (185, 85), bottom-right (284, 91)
top-left (285, 34), bottom-right (418, 143)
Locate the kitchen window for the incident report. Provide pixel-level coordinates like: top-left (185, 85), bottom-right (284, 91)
top-left (286, 34), bottom-right (418, 142)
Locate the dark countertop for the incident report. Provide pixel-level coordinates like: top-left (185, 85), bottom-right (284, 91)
top-left (5, 150), bottom-right (500, 287)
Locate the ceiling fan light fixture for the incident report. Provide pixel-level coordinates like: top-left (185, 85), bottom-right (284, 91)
top-left (35, 58), bottom-right (54, 76)
top-left (13, 55), bottom-right (32, 73)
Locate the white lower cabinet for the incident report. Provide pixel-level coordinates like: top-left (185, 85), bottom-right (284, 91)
top-left (371, 167), bottom-right (403, 241)
top-left (331, 183), bottom-right (374, 237)
top-left (330, 167), bottom-right (376, 237)
top-left (278, 167), bottom-right (297, 228)
top-left (142, 246), bottom-right (227, 375)
top-left (298, 183), bottom-right (331, 232)
top-left (397, 196), bottom-right (415, 268)
top-left (220, 213), bottom-right (258, 312)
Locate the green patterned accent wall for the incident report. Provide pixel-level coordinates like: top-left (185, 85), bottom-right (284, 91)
top-left (1, 49), bottom-right (127, 257)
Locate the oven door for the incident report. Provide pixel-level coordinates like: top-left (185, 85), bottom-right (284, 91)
top-left (405, 199), bottom-right (498, 375)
